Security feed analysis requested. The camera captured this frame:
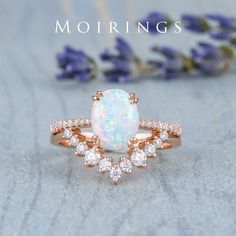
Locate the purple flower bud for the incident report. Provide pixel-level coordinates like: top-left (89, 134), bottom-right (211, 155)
top-left (152, 46), bottom-right (179, 59)
top-left (206, 14), bottom-right (236, 29)
top-left (104, 70), bottom-right (134, 83)
top-left (191, 42), bottom-right (218, 59)
top-left (191, 41), bottom-right (230, 75)
top-left (149, 46), bottom-right (185, 79)
top-left (101, 37), bottom-right (144, 82)
top-left (116, 37), bottom-right (135, 60)
top-left (147, 60), bottom-right (165, 69)
top-left (209, 31), bottom-right (231, 40)
top-left (100, 50), bottom-right (113, 61)
top-left (74, 71), bottom-right (92, 82)
top-left (182, 14), bottom-right (210, 33)
top-left (139, 12), bottom-right (171, 34)
top-left (55, 46), bottom-right (96, 82)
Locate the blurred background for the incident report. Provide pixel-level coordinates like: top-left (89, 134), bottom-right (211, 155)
top-left (0, 0), bottom-right (235, 236)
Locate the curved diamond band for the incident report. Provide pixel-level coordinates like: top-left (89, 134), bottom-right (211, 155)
top-left (50, 119), bottom-right (181, 150)
top-left (49, 89), bottom-right (182, 184)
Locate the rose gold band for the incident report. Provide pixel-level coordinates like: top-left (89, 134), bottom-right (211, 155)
top-left (50, 118), bottom-right (182, 151)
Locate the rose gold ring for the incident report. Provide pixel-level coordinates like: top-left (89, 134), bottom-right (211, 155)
top-left (50, 89), bottom-right (182, 184)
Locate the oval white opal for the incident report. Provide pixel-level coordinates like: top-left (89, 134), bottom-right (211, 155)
top-left (91, 89), bottom-right (139, 151)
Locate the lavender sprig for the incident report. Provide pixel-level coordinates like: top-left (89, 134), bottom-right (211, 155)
top-left (191, 42), bottom-right (233, 75)
top-left (181, 14), bottom-right (211, 33)
top-left (182, 13), bottom-right (236, 44)
top-left (56, 45), bottom-right (96, 82)
top-left (148, 46), bottom-right (189, 79)
top-left (148, 42), bottom-right (234, 79)
top-left (139, 12), bottom-right (236, 46)
top-left (100, 37), bottom-right (154, 82)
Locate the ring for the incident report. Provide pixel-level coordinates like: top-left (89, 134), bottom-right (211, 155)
top-left (50, 89), bottom-right (182, 184)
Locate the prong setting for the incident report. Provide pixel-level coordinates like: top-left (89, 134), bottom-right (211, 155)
top-left (99, 157), bottom-right (112, 173)
top-left (75, 141), bottom-right (88, 156)
top-left (144, 142), bottom-right (157, 157)
top-left (84, 160), bottom-right (94, 168)
top-left (128, 93), bottom-right (139, 104)
top-left (69, 135), bottom-right (79, 147)
top-left (91, 135), bottom-right (100, 146)
top-left (130, 149), bottom-right (147, 167)
top-left (109, 164), bottom-right (122, 184)
top-left (128, 137), bottom-right (138, 148)
top-left (119, 157), bottom-right (132, 174)
top-left (84, 148), bottom-right (101, 167)
top-left (92, 91), bottom-right (103, 101)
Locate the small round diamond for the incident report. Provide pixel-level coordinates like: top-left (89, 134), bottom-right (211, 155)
top-left (120, 158), bottom-right (132, 173)
top-left (99, 158), bottom-right (112, 172)
top-left (109, 165), bottom-right (122, 183)
top-left (76, 142), bottom-right (88, 155)
top-left (144, 144), bottom-right (156, 157)
top-left (154, 137), bottom-right (162, 148)
top-left (160, 131), bottom-right (168, 141)
top-left (84, 148), bottom-right (101, 166)
top-left (130, 150), bottom-right (147, 167)
top-left (70, 136), bottom-right (79, 146)
top-left (63, 128), bottom-right (72, 139)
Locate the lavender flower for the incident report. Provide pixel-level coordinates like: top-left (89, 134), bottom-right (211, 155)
top-left (206, 14), bottom-right (236, 42)
top-left (138, 12), bottom-right (172, 34)
top-left (148, 42), bottom-right (234, 78)
top-left (100, 37), bottom-right (150, 82)
top-left (208, 31), bottom-right (231, 40)
top-left (56, 46), bottom-right (96, 82)
top-left (191, 42), bottom-right (233, 75)
top-left (206, 14), bottom-right (236, 30)
top-left (182, 14), bottom-right (210, 33)
top-left (182, 13), bottom-right (236, 44)
top-left (148, 46), bottom-right (192, 79)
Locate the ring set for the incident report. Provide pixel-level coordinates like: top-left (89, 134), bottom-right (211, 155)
top-left (50, 89), bottom-right (182, 184)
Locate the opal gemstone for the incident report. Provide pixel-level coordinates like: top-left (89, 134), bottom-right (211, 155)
top-left (91, 89), bottom-right (139, 151)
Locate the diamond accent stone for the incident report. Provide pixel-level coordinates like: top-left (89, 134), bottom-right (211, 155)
top-left (120, 158), bottom-right (132, 173)
top-left (76, 142), bottom-right (88, 155)
top-left (68, 120), bottom-right (74, 127)
top-left (144, 144), bottom-right (156, 157)
top-left (154, 137), bottom-right (162, 148)
top-left (160, 131), bottom-right (168, 141)
top-left (70, 136), bottom-right (79, 146)
top-left (137, 120), bottom-right (181, 136)
top-left (63, 128), bottom-right (73, 139)
top-left (109, 164), bottom-right (122, 183)
top-left (84, 148), bottom-right (101, 166)
top-left (50, 119), bottom-right (92, 133)
top-left (130, 150), bottom-right (147, 167)
top-left (99, 158), bottom-right (112, 172)
top-left (63, 120), bottom-right (68, 128)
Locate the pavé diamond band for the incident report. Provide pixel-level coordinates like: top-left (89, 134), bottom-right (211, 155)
top-left (50, 119), bottom-right (181, 150)
top-left (50, 89), bottom-right (182, 184)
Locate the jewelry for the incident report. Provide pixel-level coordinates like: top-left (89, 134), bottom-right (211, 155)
top-left (50, 89), bottom-right (182, 184)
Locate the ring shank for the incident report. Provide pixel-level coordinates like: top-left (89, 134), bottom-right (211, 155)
top-left (51, 132), bottom-right (181, 150)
